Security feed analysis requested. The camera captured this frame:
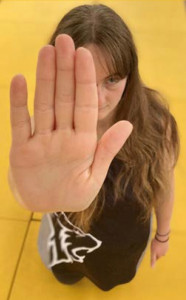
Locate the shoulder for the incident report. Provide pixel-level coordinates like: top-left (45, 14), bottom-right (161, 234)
top-left (145, 87), bottom-right (170, 119)
top-left (144, 87), bottom-right (176, 135)
top-left (144, 87), bottom-right (180, 167)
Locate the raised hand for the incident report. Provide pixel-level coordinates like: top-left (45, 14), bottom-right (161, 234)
top-left (8, 34), bottom-right (133, 213)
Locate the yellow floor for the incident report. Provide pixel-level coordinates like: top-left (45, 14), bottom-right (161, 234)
top-left (0, 0), bottom-right (185, 299)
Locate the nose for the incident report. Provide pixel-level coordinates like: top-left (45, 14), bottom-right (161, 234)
top-left (96, 83), bottom-right (103, 92)
top-left (96, 83), bottom-right (106, 107)
top-left (96, 83), bottom-right (102, 98)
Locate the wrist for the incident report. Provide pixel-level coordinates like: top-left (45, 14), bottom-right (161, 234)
top-left (156, 229), bottom-right (171, 237)
top-left (154, 229), bottom-right (170, 243)
top-left (155, 235), bottom-right (169, 243)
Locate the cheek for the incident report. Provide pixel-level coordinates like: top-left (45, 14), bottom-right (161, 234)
top-left (118, 80), bottom-right (127, 94)
top-left (115, 81), bottom-right (127, 102)
top-left (109, 86), bottom-right (125, 105)
top-left (105, 80), bottom-right (127, 106)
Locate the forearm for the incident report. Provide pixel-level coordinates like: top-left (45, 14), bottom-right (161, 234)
top-left (154, 171), bottom-right (174, 234)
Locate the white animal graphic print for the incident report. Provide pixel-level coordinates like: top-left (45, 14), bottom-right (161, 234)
top-left (47, 212), bottom-right (102, 269)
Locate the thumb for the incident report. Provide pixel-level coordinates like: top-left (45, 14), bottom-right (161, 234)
top-left (91, 121), bottom-right (133, 187)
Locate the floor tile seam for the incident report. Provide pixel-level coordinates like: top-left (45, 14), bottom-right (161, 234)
top-left (6, 212), bottom-right (34, 300)
top-left (0, 216), bottom-right (31, 222)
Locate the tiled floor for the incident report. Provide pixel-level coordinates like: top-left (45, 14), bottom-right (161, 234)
top-left (1, 0), bottom-right (185, 299)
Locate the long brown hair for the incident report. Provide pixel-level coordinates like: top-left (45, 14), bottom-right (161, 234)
top-left (48, 4), bottom-right (180, 232)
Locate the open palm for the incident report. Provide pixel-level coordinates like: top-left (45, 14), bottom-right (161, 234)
top-left (9, 34), bottom-right (133, 213)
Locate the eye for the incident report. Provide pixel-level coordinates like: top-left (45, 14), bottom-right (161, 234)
top-left (106, 76), bottom-right (120, 85)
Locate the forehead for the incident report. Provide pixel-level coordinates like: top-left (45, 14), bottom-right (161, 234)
top-left (84, 44), bottom-right (113, 78)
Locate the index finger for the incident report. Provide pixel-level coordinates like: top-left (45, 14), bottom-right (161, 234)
top-left (74, 47), bottom-right (98, 134)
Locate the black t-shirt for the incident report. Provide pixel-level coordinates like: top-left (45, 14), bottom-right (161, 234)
top-left (41, 157), bottom-right (152, 291)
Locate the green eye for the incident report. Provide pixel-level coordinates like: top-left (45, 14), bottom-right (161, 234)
top-left (107, 76), bottom-right (119, 84)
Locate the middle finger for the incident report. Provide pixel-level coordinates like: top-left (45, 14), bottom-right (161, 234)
top-left (55, 34), bottom-right (75, 131)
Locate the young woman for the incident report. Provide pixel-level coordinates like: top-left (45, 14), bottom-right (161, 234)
top-left (8, 4), bottom-right (180, 291)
